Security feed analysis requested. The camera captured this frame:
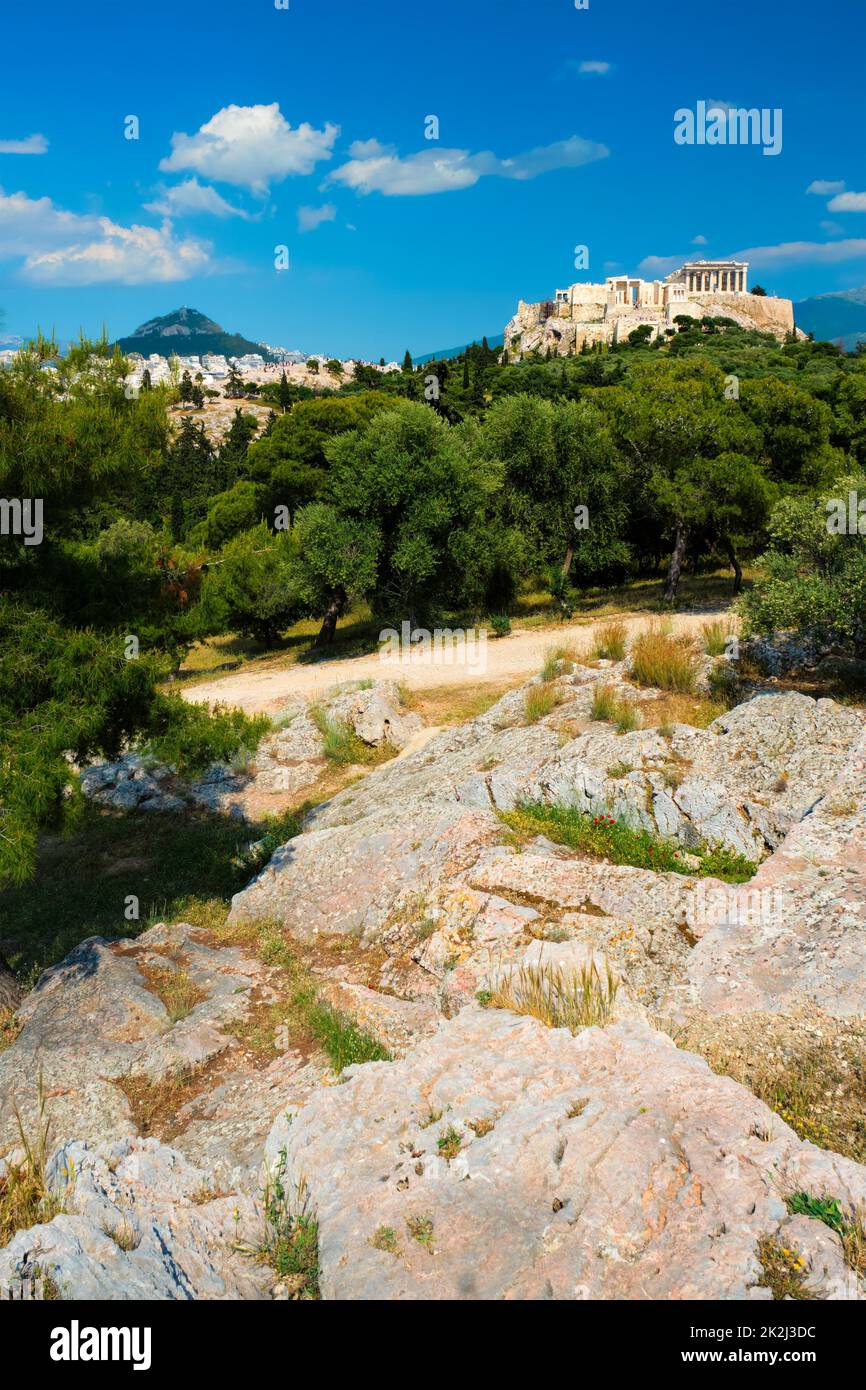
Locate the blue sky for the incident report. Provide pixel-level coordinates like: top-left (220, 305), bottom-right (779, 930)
top-left (1, 0), bottom-right (865, 358)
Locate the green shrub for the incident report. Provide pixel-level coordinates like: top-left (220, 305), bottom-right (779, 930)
top-left (144, 696), bottom-right (271, 775)
top-left (490, 613), bottom-right (512, 638)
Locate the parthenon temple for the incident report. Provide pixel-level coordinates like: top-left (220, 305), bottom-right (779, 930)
top-left (679, 261), bottom-right (748, 293)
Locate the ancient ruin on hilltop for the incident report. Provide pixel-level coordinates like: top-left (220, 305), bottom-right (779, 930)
top-left (505, 259), bottom-right (798, 356)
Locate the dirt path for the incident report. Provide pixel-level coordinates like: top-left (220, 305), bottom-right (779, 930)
top-left (182, 609), bottom-right (727, 717)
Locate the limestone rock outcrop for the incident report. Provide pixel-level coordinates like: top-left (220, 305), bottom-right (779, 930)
top-left (268, 1010), bottom-right (866, 1301)
top-left (2, 661), bottom-right (866, 1300)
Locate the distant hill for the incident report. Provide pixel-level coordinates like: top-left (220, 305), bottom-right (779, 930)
top-left (794, 288), bottom-right (866, 350)
top-left (116, 306), bottom-right (276, 361)
top-left (414, 333), bottom-right (504, 365)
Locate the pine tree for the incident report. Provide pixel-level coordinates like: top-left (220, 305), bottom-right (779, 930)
top-left (402, 349), bottom-right (413, 373)
top-left (278, 370), bottom-right (291, 413)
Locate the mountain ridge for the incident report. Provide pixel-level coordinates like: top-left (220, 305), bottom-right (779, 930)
top-left (794, 286), bottom-right (866, 350)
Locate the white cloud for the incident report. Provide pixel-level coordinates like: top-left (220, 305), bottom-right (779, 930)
top-left (637, 252), bottom-right (690, 277)
top-left (160, 103), bottom-right (339, 194)
top-left (820, 220), bottom-right (844, 236)
top-left (806, 179), bottom-right (845, 196)
top-left (0, 187), bottom-right (213, 285)
top-left (692, 234), bottom-right (708, 245)
top-left (297, 202), bottom-right (336, 233)
top-left (827, 191), bottom-right (866, 212)
top-left (730, 238), bottom-right (866, 268)
top-left (640, 239), bottom-right (866, 278)
top-left (326, 135), bottom-right (608, 197)
top-left (144, 177), bottom-right (252, 219)
top-left (348, 138), bottom-right (395, 159)
top-left (0, 134), bottom-right (48, 155)
top-left (578, 61), bottom-right (612, 75)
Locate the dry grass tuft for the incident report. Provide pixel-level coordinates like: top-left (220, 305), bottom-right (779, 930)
top-left (139, 961), bottom-right (206, 1022)
top-left (541, 644), bottom-right (578, 682)
top-left (487, 959), bottom-right (618, 1033)
top-left (701, 618), bottom-right (736, 657)
top-left (524, 683), bottom-right (564, 724)
top-left (590, 683), bottom-right (641, 733)
top-left (590, 621), bottom-right (627, 662)
top-left (0, 1074), bottom-right (63, 1248)
top-left (630, 625), bottom-right (699, 693)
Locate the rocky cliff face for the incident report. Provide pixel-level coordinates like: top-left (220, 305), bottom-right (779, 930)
top-left (1, 659), bottom-right (865, 1301)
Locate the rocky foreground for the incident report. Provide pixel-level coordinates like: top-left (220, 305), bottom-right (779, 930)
top-left (1, 659), bottom-right (865, 1300)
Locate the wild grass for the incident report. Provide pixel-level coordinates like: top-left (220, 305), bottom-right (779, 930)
top-left (590, 621), bottom-right (627, 662)
top-left (116, 1063), bottom-right (207, 1139)
top-left (784, 1189), bottom-right (866, 1275)
top-left (243, 1153), bottom-right (320, 1298)
top-left (701, 618), bottom-right (735, 657)
top-left (398, 681), bottom-right (513, 728)
top-left (406, 1214), bottom-right (435, 1249)
top-left (706, 662), bottom-right (740, 709)
top-left (662, 1012), bottom-right (866, 1162)
top-left (224, 926), bottom-right (391, 1075)
top-left (500, 803), bottom-right (756, 882)
top-left (643, 691), bottom-right (727, 731)
top-left (630, 626), bottom-right (699, 693)
top-left (304, 997), bottom-right (391, 1072)
top-left (524, 682), bottom-right (564, 724)
top-left (486, 959), bottom-right (618, 1033)
top-left (0, 1074), bottom-right (63, 1248)
top-left (0, 1007), bottom-right (22, 1052)
top-left (540, 643), bottom-right (578, 682)
top-left (139, 961), bottom-right (205, 1022)
top-left (436, 1124), bottom-right (463, 1160)
top-left (590, 683), bottom-right (641, 733)
top-left (0, 800), bottom-right (311, 984)
top-left (606, 761), bottom-right (633, 779)
top-left (310, 705), bottom-right (371, 765)
top-left (756, 1238), bottom-right (814, 1300)
top-left (370, 1225), bottom-right (400, 1255)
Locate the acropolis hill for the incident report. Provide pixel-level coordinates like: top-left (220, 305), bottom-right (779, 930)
top-left (504, 259), bottom-right (798, 357)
